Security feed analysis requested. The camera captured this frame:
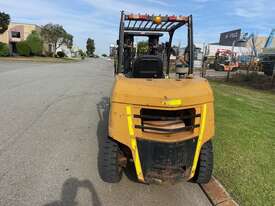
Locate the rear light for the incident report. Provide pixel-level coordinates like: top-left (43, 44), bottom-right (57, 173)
top-left (127, 14), bottom-right (139, 19)
top-left (139, 15), bottom-right (149, 20)
top-left (168, 16), bottom-right (177, 21)
top-left (168, 15), bottom-right (188, 22)
top-left (177, 16), bottom-right (188, 21)
top-left (127, 14), bottom-right (188, 22)
top-left (127, 14), bottom-right (148, 20)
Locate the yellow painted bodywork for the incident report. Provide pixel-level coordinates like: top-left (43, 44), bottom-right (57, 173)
top-left (108, 74), bottom-right (215, 181)
top-left (189, 103), bottom-right (207, 179)
top-left (126, 106), bottom-right (144, 181)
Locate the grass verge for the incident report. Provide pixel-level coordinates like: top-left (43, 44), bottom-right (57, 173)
top-left (0, 56), bottom-right (81, 63)
top-left (211, 81), bottom-right (275, 206)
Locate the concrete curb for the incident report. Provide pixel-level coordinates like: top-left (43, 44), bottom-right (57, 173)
top-left (200, 177), bottom-right (239, 206)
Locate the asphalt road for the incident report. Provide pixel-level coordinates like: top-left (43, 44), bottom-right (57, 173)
top-left (0, 58), bottom-right (211, 206)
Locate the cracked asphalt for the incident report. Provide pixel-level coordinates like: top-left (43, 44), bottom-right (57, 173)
top-left (0, 58), bottom-right (211, 206)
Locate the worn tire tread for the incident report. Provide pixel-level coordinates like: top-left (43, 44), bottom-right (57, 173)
top-left (98, 136), bottom-right (122, 183)
top-left (193, 140), bottom-right (213, 184)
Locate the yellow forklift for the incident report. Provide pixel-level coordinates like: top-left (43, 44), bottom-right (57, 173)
top-left (98, 11), bottom-right (215, 184)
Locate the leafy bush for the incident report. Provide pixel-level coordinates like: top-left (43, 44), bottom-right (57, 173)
top-left (56, 51), bottom-right (66, 58)
top-left (16, 41), bottom-right (31, 56)
top-left (26, 31), bottom-right (43, 56)
top-left (231, 72), bottom-right (274, 90)
top-left (0, 42), bottom-right (10, 56)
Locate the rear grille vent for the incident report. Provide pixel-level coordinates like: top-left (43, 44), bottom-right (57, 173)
top-left (137, 138), bottom-right (198, 181)
top-left (134, 108), bottom-right (199, 134)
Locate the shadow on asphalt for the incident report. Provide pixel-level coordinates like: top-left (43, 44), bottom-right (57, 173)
top-left (96, 97), bottom-right (109, 151)
top-left (44, 177), bottom-right (101, 206)
top-left (96, 97), bottom-right (139, 183)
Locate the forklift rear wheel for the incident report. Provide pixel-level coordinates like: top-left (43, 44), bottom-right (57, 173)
top-left (193, 140), bottom-right (213, 184)
top-left (98, 136), bottom-right (123, 183)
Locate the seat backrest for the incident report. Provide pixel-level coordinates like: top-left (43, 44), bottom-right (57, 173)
top-left (132, 55), bottom-right (163, 78)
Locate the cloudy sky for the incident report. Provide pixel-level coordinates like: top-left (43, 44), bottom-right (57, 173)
top-left (0, 0), bottom-right (274, 54)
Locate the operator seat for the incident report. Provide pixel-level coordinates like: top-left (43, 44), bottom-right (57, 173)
top-left (132, 55), bottom-right (164, 78)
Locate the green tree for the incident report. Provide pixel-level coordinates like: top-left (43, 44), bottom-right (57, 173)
top-left (86, 38), bottom-right (95, 56)
top-left (16, 41), bottom-right (31, 56)
top-left (102, 54), bottom-right (108, 57)
top-left (0, 42), bottom-right (9, 56)
top-left (0, 12), bottom-right (10, 34)
top-left (137, 41), bottom-right (148, 55)
top-left (26, 31), bottom-right (43, 56)
top-left (41, 23), bottom-right (73, 54)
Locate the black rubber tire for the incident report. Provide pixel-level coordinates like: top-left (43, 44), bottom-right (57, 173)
top-left (193, 140), bottom-right (213, 184)
top-left (98, 136), bottom-right (122, 183)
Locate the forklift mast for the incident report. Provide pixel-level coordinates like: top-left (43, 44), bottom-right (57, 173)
top-left (116, 11), bottom-right (194, 75)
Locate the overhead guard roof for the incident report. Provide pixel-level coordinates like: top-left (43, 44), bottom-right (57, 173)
top-left (124, 31), bottom-right (164, 37)
top-left (124, 14), bottom-right (189, 33)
